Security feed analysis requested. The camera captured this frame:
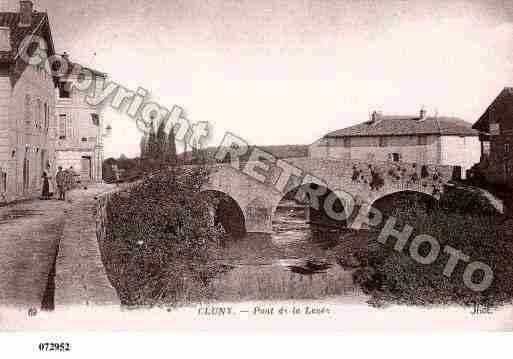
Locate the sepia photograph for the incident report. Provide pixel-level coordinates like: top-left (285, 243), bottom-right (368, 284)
top-left (0, 0), bottom-right (513, 354)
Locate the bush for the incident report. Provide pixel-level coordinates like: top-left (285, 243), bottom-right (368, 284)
top-left (102, 166), bottom-right (228, 307)
top-left (352, 206), bottom-right (513, 308)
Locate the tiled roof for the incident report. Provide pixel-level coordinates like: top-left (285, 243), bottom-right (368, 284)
top-left (0, 11), bottom-right (54, 60)
top-left (325, 116), bottom-right (478, 138)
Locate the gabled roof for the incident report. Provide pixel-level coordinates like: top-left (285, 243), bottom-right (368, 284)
top-left (473, 87), bottom-right (513, 131)
top-left (324, 115), bottom-right (478, 138)
top-left (0, 11), bottom-right (56, 86)
top-left (0, 11), bottom-right (55, 61)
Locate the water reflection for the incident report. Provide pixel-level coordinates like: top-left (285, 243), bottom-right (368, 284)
top-left (208, 206), bottom-right (364, 302)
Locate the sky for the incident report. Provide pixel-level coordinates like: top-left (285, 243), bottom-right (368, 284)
top-left (8, 0), bottom-right (513, 157)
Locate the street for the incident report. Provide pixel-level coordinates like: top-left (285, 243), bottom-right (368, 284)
top-left (0, 184), bottom-right (117, 312)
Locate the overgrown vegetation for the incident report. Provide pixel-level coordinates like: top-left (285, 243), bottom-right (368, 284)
top-left (101, 167), bottom-right (228, 307)
top-left (340, 190), bottom-right (513, 308)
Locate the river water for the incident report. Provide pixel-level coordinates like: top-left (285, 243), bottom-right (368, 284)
top-left (208, 204), bottom-right (365, 302)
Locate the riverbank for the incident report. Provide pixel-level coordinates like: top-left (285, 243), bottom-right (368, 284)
top-left (346, 190), bottom-right (513, 308)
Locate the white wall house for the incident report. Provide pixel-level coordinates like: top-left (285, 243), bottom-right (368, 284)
top-left (54, 53), bottom-right (107, 183)
top-left (310, 110), bottom-right (480, 178)
top-left (0, 1), bottom-right (58, 202)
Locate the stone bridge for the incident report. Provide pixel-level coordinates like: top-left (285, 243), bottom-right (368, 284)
top-left (199, 158), bottom-right (458, 233)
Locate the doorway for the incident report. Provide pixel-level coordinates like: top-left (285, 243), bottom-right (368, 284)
top-left (81, 156), bottom-right (92, 182)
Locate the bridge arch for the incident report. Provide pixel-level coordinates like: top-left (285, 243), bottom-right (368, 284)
top-left (370, 190), bottom-right (438, 225)
top-left (271, 182), bottom-right (352, 231)
top-left (195, 160), bottom-right (455, 233)
top-left (196, 190), bottom-right (246, 237)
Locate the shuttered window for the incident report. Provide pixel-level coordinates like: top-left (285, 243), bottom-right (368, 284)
top-left (0, 171), bottom-right (6, 193)
top-left (43, 103), bottom-right (48, 133)
top-left (59, 114), bottom-right (67, 139)
top-left (24, 94), bottom-right (31, 126)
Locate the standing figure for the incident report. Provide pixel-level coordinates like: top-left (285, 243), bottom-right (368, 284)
top-left (41, 171), bottom-right (50, 200)
top-left (55, 166), bottom-right (67, 201)
top-left (67, 166), bottom-right (77, 189)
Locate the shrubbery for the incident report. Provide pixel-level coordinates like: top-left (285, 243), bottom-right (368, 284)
top-left (101, 166), bottom-right (228, 307)
top-left (347, 191), bottom-right (513, 308)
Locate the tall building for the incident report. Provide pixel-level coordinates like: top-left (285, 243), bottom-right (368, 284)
top-left (0, 1), bottom-right (57, 202)
top-left (54, 52), bottom-right (107, 183)
top-left (310, 109), bottom-right (480, 177)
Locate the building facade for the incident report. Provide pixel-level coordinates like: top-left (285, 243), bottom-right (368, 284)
top-left (54, 53), bottom-right (107, 183)
top-left (472, 87), bottom-right (513, 187)
top-left (0, 1), bottom-right (57, 203)
top-left (310, 110), bottom-right (480, 177)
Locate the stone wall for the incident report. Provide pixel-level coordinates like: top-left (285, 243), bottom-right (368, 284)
top-left (54, 186), bottom-right (120, 307)
top-left (203, 159), bottom-right (457, 233)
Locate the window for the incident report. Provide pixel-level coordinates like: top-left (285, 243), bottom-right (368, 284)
top-left (483, 141), bottom-right (491, 156)
top-left (91, 113), bottom-right (100, 126)
top-left (505, 143), bottom-right (510, 154)
top-left (0, 171), bottom-right (6, 193)
top-left (58, 81), bottom-right (71, 98)
top-left (43, 103), bottom-right (48, 133)
top-left (36, 99), bottom-right (41, 130)
top-left (489, 106), bottom-right (495, 125)
top-left (24, 94), bottom-right (31, 126)
top-left (379, 136), bottom-right (388, 147)
top-left (81, 137), bottom-right (88, 142)
top-left (59, 114), bottom-right (67, 139)
top-left (389, 153), bottom-right (401, 162)
top-left (343, 137), bottom-right (351, 148)
top-left (418, 136), bottom-right (427, 145)
top-left (490, 122), bottom-right (501, 136)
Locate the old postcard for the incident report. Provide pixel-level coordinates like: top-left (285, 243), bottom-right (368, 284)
top-left (1, 0), bottom-right (513, 349)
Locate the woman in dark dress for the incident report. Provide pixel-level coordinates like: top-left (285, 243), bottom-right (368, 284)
top-left (41, 171), bottom-right (50, 200)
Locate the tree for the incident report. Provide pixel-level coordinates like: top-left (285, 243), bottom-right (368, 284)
top-left (166, 125), bottom-right (178, 167)
top-left (156, 119), bottom-right (167, 168)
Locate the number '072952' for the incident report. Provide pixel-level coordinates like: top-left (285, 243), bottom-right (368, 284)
top-left (38, 343), bottom-right (71, 352)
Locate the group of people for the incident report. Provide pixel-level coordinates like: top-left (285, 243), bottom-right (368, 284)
top-left (41, 166), bottom-right (77, 201)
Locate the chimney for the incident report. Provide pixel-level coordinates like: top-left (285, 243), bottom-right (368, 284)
top-left (369, 110), bottom-right (382, 124)
top-left (19, 1), bottom-right (34, 27)
top-left (419, 107), bottom-right (427, 121)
